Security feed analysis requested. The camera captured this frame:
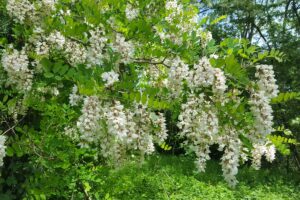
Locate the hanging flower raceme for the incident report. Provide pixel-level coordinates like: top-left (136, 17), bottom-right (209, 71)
top-left (166, 57), bottom-right (189, 96)
top-left (213, 68), bottom-right (227, 95)
top-left (77, 96), bottom-right (102, 146)
top-left (255, 64), bottom-right (279, 98)
top-left (249, 91), bottom-right (274, 141)
top-left (87, 27), bottom-right (108, 67)
top-left (187, 57), bottom-right (215, 89)
top-left (69, 85), bottom-right (82, 106)
top-left (75, 97), bottom-right (168, 165)
top-left (104, 101), bottom-right (128, 141)
top-left (252, 142), bottom-right (276, 170)
top-left (178, 93), bottom-right (219, 172)
top-left (1, 48), bottom-right (33, 92)
top-left (218, 127), bottom-right (241, 187)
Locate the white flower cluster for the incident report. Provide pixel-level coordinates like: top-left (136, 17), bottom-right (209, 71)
top-left (125, 103), bottom-right (167, 156)
top-left (151, 112), bottom-right (168, 144)
top-left (250, 64), bottom-right (278, 140)
top-left (64, 40), bottom-right (87, 65)
top-left (103, 101), bottom-right (128, 141)
top-left (213, 68), bottom-right (227, 95)
top-left (218, 127), bottom-right (241, 187)
top-left (125, 4), bottom-right (139, 20)
top-left (64, 126), bottom-right (80, 142)
top-left (248, 64), bottom-right (278, 167)
top-left (76, 99), bottom-right (167, 165)
top-left (6, 0), bottom-right (58, 24)
top-left (160, 0), bottom-right (211, 47)
top-left (187, 57), bottom-right (215, 89)
top-left (69, 85), bottom-right (82, 106)
top-left (47, 31), bottom-right (66, 50)
top-left (178, 94), bottom-right (219, 172)
top-left (0, 135), bottom-right (7, 167)
top-left (29, 27), bottom-right (49, 56)
top-left (142, 65), bottom-right (168, 88)
top-left (101, 70), bottom-right (119, 87)
top-left (166, 57), bottom-right (189, 96)
top-left (6, 0), bottom-right (35, 24)
top-left (165, 56), bottom-right (227, 97)
top-left (35, 40), bottom-right (50, 56)
top-left (155, 26), bottom-right (183, 45)
top-left (155, 0), bottom-right (185, 45)
top-left (77, 96), bottom-right (102, 146)
top-left (255, 64), bottom-right (279, 98)
top-left (165, 0), bottom-right (183, 23)
top-left (252, 142), bottom-right (276, 170)
top-left (30, 29), bottom-right (87, 66)
top-left (198, 31), bottom-right (213, 48)
top-left (249, 91), bottom-right (274, 140)
top-left (265, 143), bottom-right (276, 162)
top-left (113, 34), bottom-right (135, 64)
top-left (32, 28), bottom-right (133, 67)
top-left (87, 27), bottom-right (108, 67)
top-left (40, 0), bottom-right (57, 11)
top-left (1, 48), bottom-right (33, 91)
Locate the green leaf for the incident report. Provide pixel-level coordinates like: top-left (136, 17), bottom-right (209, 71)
top-left (6, 146), bottom-right (14, 157)
top-left (210, 15), bottom-right (227, 25)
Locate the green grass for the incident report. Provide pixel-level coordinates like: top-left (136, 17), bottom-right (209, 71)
top-left (98, 155), bottom-right (300, 200)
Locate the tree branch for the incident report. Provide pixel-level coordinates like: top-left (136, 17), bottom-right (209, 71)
top-left (252, 22), bottom-right (271, 50)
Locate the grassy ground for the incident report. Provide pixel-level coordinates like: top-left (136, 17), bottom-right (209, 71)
top-left (99, 155), bottom-right (300, 200)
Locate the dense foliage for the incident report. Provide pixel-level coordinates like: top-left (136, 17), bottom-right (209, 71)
top-left (0, 0), bottom-right (295, 199)
top-left (98, 155), bottom-right (300, 200)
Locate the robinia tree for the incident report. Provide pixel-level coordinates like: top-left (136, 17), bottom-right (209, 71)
top-left (0, 0), bottom-right (283, 197)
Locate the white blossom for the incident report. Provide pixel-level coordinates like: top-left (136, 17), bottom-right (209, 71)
top-left (165, 0), bottom-right (183, 23)
top-left (265, 143), bottom-right (276, 163)
top-left (219, 127), bottom-right (241, 187)
top-left (125, 4), bottom-right (139, 20)
top-left (51, 87), bottom-right (60, 96)
top-left (35, 41), bottom-right (50, 56)
top-left (252, 142), bottom-right (276, 170)
top-left (86, 27), bottom-right (107, 67)
top-left (69, 85), bottom-right (82, 106)
top-left (255, 64), bottom-right (279, 98)
top-left (6, 0), bottom-right (35, 24)
top-left (152, 112), bottom-right (168, 144)
top-left (199, 31), bottom-right (213, 47)
top-left (249, 91), bottom-right (274, 140)
top-left (104, 101), bottom-right (128, 141)
top-left (64, 126), bottom-right (80, 141)
top-left (1, 48), bottom-right (33, 91)
top-left (47, 31), bottom-right (66, 49)
top-left (41, 0), bottom-right (57, 10)
top-left (64, 40), bottom-right (87, 66)
top-left (213, 68), bottom-right (227, 95)
top-left (178, 94), bottom-right (219, 172)
top-left (252, 143), bottom-right (266, 170)
top-left (101, 70), bottom-right (119, 87)
top-left (166, 57), bottom-right (189, 96)
top-left (77, 96), bottom-right (101, 146)
top-left (112, 34), bottom-right (135, 63)
top-left (0, 135), bottom-right (7, 167)
top-left (187, 57), bottom-right (215, 89)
